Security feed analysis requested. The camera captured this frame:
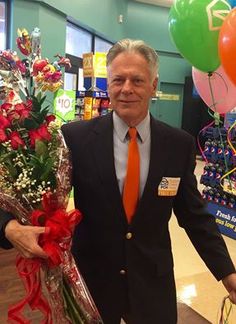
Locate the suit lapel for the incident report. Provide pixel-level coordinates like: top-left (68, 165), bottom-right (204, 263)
top-left (145, 117), bottom-right (170, 190)
top-left (91, 113), bottom-right (127, 223)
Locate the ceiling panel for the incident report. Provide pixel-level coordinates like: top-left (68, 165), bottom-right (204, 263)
top-left (133, 0), bottom-right (174, 8)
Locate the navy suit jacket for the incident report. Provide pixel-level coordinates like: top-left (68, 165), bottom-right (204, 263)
top-left (1, 112), bottom-right (235, 324)
top-left (61, 112), bottom-right (235, 324)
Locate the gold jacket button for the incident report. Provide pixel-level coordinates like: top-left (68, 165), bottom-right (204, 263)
top-left (126, 232), bottom-right (132, 239)
top-left (120, 269), bottom-right (126, 275)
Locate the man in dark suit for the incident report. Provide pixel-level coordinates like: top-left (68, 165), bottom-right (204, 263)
top-left (1, 39), bottom-right (236, 324)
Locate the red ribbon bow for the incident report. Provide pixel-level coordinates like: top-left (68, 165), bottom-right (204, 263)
top-left (8, 192), bottom-right (82, 323)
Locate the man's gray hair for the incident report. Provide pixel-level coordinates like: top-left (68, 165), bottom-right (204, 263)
top-left (107, 38), bottom-right (159, 79)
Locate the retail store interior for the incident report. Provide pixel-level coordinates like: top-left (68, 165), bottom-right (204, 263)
top-left (1, 0), bottom-right (236, 323)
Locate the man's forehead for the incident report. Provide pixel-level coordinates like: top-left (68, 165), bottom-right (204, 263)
top-left (108, 71), bottom-right (145, 78)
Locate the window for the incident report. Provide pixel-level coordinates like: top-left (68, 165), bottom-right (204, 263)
top-left (66, 23), bottom-right (92, 58)
top-left (65, 22), bottom-right (113, 91)
top-left (0, 1), bottom-right (9, 50)
top-left (94, 36), bottom-right (112, 53)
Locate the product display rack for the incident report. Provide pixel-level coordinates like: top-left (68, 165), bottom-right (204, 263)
top-left (76, 90), bottom-right (110, 120)
top-left (200, 126), bottom-right (236, 239)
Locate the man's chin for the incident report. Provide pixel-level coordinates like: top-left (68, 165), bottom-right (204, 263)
top-left (117, 103), bottom-right (137, 110)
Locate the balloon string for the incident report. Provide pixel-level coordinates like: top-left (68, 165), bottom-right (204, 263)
top-left (227, 120), bottom-right (236, 154)
top-left (207, 71), bottom-right (229, 114)
top-left (208, 73), bottom-right (217, 113)
top-left (218, 295), bottom-right (233, 324)
top-left (207, 74), bottom-right (232, 191)
top-left (197, 120), bottom-right (215, 163)
top-left (214, 71), bottom-right (229, 106)
top-left (220, 121), bottom-right (236, 192)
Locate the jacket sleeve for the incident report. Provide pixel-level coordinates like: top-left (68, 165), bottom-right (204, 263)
top-left (173, 136), bottom-right (235, 281)
top-left (0, 209), bottom-right (14, 249)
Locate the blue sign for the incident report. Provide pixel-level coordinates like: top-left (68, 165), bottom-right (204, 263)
top-left (207, 202), bottom-right (236, 240)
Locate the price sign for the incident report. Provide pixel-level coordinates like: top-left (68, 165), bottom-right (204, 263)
top-left (53, 89), bottom-right (76, 121)
top-left (83, 52), bottom-right (94, 77)
top-left (94, 52), bottom-right (107, 78)
top-left (83, 52), bottom-right (107, 78)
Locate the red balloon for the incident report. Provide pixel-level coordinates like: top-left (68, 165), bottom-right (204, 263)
top-left (219, 8), bottom-right (236, 85)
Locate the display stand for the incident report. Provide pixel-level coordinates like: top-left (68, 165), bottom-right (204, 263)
top-left (74, 52), bottom-right (110, 120)
top-left (76, 90), bottom-right (110, 120)
top-left (200, 125), bottom-right (236, 240)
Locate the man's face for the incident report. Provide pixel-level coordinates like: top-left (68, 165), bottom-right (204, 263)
top-left (107, 52), bottom-right (158, 126)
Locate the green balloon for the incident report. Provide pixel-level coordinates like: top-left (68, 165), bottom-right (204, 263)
top-left (169, 0), bottom-right (231, 72)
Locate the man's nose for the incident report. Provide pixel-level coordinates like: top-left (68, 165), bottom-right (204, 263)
top-left (121, 80), bottom-right (133, 94)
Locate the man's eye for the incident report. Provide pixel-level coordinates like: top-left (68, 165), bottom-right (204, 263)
top-left (135, 79), bottom-right (143, 84)
top-left (113, 78), bottom-right (122, 83)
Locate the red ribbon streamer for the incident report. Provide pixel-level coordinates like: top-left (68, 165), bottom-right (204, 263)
top-left (8, 192), bottom-right (82, 323)
top-left (8, 256), bottom-right (52, 324)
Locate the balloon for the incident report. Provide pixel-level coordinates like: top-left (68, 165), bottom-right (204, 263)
top-left (192, 65), bottom-right (236, 114)
top-left (219, 8), bottom-right (236, 85)
top-left (169, 0), bottom-right (231, 73)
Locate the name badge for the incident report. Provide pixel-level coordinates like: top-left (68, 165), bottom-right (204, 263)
top-left (158, 177), bottom-right (181, 196)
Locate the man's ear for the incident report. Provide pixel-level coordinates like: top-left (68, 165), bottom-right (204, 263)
top-left (151, 77), bottom-right (158, 97)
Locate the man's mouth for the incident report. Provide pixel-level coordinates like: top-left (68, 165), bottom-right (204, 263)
top-left (119, 100), bottom-right (138, 103)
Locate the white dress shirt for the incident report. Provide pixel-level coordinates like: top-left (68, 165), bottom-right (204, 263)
top-left (113, 111), bottom-right (151, 198)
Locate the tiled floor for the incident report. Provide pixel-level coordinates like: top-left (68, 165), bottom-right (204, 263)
top-left (172, 159), bottom-right (236, 323)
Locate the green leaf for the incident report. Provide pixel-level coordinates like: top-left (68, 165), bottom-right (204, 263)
top-left (40, 95), bottom-right (47, 106)
top-left (36, 92), bottom-right (42, 102)
top-left (3, 160), bottom-right (17, 178)
top-left (35, 140), bottom-right (48, 157)
top-left (31, 96), bottom-right (42, 113)
top-left (23, 118), bottom-right (39, 130)
top-left (0, 151), bottom-right (15, 162)
top-left (39, 158), bottom-right (54, 181)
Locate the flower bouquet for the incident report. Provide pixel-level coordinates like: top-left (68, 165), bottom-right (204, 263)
top-left (0, 28), bottom-right (103, 323)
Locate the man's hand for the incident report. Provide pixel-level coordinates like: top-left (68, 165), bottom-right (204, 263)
top-left (5, 219), bottom-right (48, 259)
top-left (222, 273), bottom-right (236, 304)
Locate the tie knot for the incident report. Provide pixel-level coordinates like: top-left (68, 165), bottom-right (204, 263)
top-left (128, 127), bottom-right (137, 140)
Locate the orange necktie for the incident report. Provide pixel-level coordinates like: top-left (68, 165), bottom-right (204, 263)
top-left (123, 127), bottom-right (140, 223)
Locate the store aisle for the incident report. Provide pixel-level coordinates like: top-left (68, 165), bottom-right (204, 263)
top-left (0, 159), bottom-right (235, 323)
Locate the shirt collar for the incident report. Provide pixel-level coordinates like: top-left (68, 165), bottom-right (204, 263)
top-left (113, 111), bottom-right (150, 143)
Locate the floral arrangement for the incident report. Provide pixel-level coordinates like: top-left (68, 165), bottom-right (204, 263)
top-left (0, 27), bottom-right (103, 323)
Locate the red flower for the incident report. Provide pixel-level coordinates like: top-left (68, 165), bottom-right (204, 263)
top-left (45, 115), bottom-right (55, 125)
top-left (28, 129), bottom-right (41, 148)
top-left (28, 124), bottom-right (51, 148)
top-left (5, 101), bottom-right (32, 123)
top-left (0, 114), bottom-right (10, 129)
top-left (0, 128), bottom-right (7, 142)
top-left (7, 111), bottom-right (21, 123)
top-left (9, 131), bottom-right (25, 149)
top-left (44, 71), bottom-right (62, 83)
top-left (15, 102), bottom-right (31, 120)
top-left (38, 124), bottom-right (51, 141)
top-left (1, 102), bottom-right (12, 111)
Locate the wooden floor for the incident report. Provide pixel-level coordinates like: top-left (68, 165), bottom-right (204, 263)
top-left (0, 248), bottom-right (211, 324)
